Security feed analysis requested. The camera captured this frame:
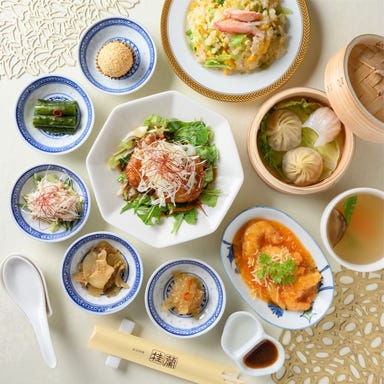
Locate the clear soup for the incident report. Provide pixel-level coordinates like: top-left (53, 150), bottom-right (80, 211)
top-left (331, 193), bottom-right (384, 265)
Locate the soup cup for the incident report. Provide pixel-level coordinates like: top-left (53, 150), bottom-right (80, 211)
top-left (320, 188), bottom-right (384, 272)
top-left (221, 311), bottom-right (285, 376)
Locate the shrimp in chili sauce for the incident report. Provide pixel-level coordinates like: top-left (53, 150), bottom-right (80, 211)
top-left (233, 218), bottom-right (321, 311)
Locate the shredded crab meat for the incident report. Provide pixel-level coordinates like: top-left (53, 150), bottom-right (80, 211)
top-left (132, 139), bottom-right (205, 206)
top-left (26, 176), bottom-right (82, 224)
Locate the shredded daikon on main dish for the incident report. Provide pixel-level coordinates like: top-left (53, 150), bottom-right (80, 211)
top-left (108, 114), bottom-right (220, 233)
top-left (21, 173), bottom-right (84, 232)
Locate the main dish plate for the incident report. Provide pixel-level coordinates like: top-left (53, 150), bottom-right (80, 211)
top-left (15, 75), bottom-right (94, 154)
top-left (161, 0), bottom-right (310, 102)
top-left (86, 90), bottom-right (244, 248)
top-left (62, 232), bottom-right (143, 314)
top-left (145, 258), bottom-right (226, 338)
top-left (11, 164), bottom-right (90, 242)
top-left (79, 17), bottom-right (157, 95)
top-left (221, 206), bottom-right (334, 330)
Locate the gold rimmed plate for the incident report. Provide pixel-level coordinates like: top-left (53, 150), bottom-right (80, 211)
top-left (161, 0), bottom-right (310, 102)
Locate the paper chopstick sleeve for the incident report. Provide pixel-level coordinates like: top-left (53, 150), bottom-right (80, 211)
top-left (88, 324), bottom-right (241, 384)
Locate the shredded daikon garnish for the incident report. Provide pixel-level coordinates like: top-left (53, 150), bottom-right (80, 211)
top-left (107, 114), bottom-right (220, 232)
top-left (133, 139), bottom-right (204, 206)
top-left (24, 174), bottom-right (83, 231)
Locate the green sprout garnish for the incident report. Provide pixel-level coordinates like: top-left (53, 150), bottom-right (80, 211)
top-left (343, 195), bottom-right (357, 226)
top-left (257, 253), bottom-right (298, 285)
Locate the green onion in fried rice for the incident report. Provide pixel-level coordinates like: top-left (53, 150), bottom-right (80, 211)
top-left (186, 0), bottom-right (289, 74)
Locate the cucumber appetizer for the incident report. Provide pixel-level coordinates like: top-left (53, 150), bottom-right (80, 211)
top-left (33, 99), bottom-right (79, 134)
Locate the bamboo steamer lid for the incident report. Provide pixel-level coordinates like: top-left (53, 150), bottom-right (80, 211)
top-left (324, 34), bottom-right (384, 143)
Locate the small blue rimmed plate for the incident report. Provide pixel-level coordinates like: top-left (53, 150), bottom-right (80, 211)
top-left (221, 206), bottom-right (334, 330)
top-left (11, 164), bottom-right (90, 242)
top-left (79, 17), bottom-right (157, 95)
top-left (62, 232), bottom-right (143, 315)
top-left (15, 75), bottom-right (94, 155)
top-left (145, 258), bottom-right (226, 338)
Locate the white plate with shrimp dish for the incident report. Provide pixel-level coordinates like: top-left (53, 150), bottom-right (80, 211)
top-left (11, 164), bottom-right (90, 242)
top-left (86, 90), bottom-right (244, 248)
top-left (145, 258), bottom-right (226, 338)
top-left (161, 0), bottom-right (310, 102)
top-left (220, 206), bottom-right (334, 330)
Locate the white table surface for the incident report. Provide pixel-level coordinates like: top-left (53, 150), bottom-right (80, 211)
top-left (0, 1), bottom-right (383, 383)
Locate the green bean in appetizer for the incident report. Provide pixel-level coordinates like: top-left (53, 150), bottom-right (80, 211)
top-left (32, 99), bottom-right (79, 134)
top-left (34, 99), bottom-right (78, 116)
top-left (32, 115), bottom-right (77, 131)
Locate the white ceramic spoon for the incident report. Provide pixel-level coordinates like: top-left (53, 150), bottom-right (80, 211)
top-left (1, 255), bottom-right (57, 368)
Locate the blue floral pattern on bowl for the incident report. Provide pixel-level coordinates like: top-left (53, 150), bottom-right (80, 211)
top-left (61, 232), bottom-right (143, 315)
top-left (11, 164), bottom-right (90, 242)
top-left (78, 17), bottom-right (156, 95)
top-left (15, 75), bottom-right (94, 154)
top-left (145, 258), bottom-right (226, 338)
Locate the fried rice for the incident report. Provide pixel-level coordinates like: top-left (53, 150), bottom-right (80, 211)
top-left (186, 0), bottom-right (289, 74)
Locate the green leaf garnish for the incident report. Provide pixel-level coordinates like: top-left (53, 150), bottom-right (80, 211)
top-left (343, 195), bottom-right (357, 226)
top-left (198, 188), bottom-right (220, 207)
top-left (257, 253), bottom-right (298, 285)
top-left (110, 115), bottom-right (220, 233)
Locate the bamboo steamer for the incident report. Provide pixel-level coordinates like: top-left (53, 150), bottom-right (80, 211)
top-left (324, 34), bottom-right (384, 143)
top-left (247, 87), bottom-right (355, 195)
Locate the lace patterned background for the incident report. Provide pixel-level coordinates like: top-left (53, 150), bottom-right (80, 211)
top-left (272, 268), bottom-right (384, 384)
top-left (0, 0), bottom-right (140, 79)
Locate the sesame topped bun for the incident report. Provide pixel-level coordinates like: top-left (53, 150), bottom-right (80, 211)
top-left (96, 40), bottom-right (134, 79)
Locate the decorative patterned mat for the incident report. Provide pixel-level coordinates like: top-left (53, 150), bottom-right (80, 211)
top-left (272, 268), bottom-right (384, 384)
top-left (0, 0), bottom-right (140, 79)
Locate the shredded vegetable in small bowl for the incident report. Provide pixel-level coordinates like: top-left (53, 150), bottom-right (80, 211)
top-left (11, 164), bottom-right (90, 242)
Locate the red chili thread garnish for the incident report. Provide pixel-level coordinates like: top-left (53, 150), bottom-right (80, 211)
top-left (52, 109), bottom-right (63, 117)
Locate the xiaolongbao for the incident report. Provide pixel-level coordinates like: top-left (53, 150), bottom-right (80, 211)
top-left (282, 146), bottom-right (324, 186)
top-left (266, 109), bottom-right (302, 151)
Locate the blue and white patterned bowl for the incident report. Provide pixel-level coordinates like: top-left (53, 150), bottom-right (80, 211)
top-left (79, 17), bottom-right (157, 95)
top-left (11, 164), bottom-right (90, 242)
top-left (62, 232), bottom-right (143, 315)
top-left (145, 258), bottom-right (226, 338)
top-left (15, 75), bottom-right (94, 154)
top-left (221, 206), bottom-right (334, 330)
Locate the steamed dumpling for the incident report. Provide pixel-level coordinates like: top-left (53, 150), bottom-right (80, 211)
top-left (303, 107), bottom-right (341, 146)
top-left (282, 147), bottom-right (324, 186)
top-left (266, 109), bottom-right (302, 151)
